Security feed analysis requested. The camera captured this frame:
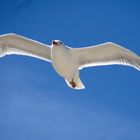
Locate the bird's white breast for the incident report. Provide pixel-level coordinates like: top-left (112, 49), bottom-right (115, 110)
top-left (51, 45), bottom-right (77, 79)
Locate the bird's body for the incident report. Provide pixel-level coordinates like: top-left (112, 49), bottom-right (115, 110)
top-left (52, 44), bottom-right (74, 78)
top-left (0, 33), bottom-right (140, 90)
top-left (51, 44), bottom-right (84, 89)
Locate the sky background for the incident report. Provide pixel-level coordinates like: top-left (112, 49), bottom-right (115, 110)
top-left (0, 0), bottom-right (140, 140)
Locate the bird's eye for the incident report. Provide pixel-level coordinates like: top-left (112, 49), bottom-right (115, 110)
top-left (59, 41), bottom-right (63, 45)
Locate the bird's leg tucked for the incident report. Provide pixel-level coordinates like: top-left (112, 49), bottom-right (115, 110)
top-left (70, 79), bottom-right (76, 88)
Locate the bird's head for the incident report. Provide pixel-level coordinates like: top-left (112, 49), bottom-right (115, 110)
top-left (52, 40), bottom-right (64, 46)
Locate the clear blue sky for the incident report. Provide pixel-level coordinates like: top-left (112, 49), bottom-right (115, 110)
top-left (0, 0), bottom-right (140, 140)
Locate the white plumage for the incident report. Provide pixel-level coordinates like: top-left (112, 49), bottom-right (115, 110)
top-left (0, 33), bottom-right (140, 90)
top-left (0, 33), bottom-right (51, 61)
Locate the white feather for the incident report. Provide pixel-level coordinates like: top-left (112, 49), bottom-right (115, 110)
top-left (70, 42), bottom-right (140, 70)
top-left (0, 33), bottom-right (51, 62)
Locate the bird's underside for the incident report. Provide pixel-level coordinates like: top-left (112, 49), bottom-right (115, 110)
top-left (0, 33), bottom-right (140, 90)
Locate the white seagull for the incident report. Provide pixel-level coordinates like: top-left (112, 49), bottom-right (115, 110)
top-left (0, 33), bottom-right (140, 89)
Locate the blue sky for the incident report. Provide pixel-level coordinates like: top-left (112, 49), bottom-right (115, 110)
top-left (0, 0), bottom-right (140, 140)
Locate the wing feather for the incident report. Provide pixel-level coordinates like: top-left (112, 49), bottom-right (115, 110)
top-left (0, 33), bottom-right (51, 62)
top-left (70, 42), bottom-right (140, 70)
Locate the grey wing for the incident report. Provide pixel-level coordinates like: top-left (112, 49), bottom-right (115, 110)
top-left (70, 42), bottom-right (140, 71)
top-left (0, 33), bottom-right (51, 62)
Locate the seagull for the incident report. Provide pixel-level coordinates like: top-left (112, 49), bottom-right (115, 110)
top-left (0, 33), bottom-right (140, 89)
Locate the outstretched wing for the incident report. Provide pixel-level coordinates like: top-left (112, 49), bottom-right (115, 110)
top-left (70, 42), bottom-right (140, 70)
top-left (0, 33), bottom-right (51, 62)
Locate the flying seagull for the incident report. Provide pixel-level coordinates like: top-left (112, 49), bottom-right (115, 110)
top-left (0, 33), bottom-right (140, 89)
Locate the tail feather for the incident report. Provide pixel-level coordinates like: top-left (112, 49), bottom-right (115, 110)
top-left (65, 78), bottom-right (85, 90)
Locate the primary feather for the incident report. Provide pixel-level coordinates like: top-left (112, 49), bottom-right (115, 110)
top-left (0, 33), bottom-right (51, 62)
top-left (70, 42), bottom-right (140, 70)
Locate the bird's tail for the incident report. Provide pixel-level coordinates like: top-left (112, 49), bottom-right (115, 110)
top-left (65, 78), bottom-right (85, 90)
